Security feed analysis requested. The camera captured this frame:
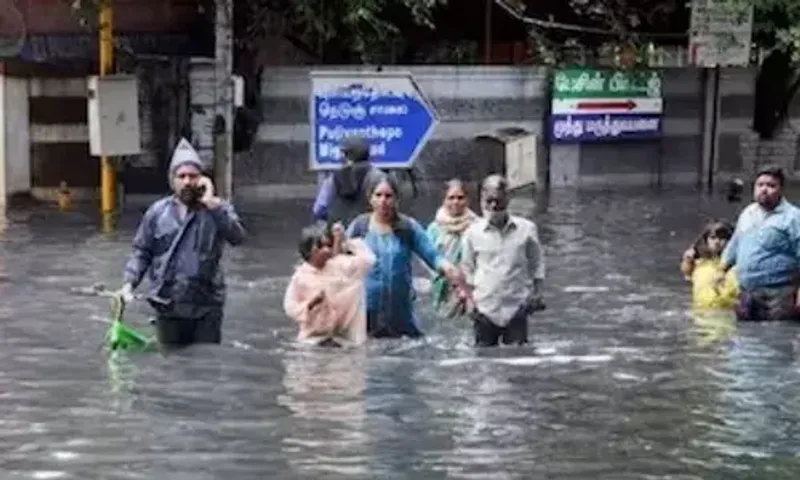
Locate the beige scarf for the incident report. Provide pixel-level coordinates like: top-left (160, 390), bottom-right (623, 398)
top-left (434, 207), bottom-right (477, 235)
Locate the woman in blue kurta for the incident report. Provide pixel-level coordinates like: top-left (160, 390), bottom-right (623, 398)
top-left (346, 176), bottom-right (464, 338)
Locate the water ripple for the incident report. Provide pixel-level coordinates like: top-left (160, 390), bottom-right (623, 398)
top-left (2, 190), bottom-right (800, 478)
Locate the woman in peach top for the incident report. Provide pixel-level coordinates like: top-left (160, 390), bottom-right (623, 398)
top-left (283, 222), bottom-right (376, 347)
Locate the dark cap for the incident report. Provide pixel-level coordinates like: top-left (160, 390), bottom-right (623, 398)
top-left (754, 164), bottom-right (785, 186)
top-left (340, 136), bottom-right (370, 163)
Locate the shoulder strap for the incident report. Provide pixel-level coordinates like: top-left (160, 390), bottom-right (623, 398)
top-left (348, 213), bottom-right (370, 238)
top-left (348, 212), bottom-right (415, 250)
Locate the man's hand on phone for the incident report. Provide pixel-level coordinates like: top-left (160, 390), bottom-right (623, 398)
top-left (198, 176), bottom-right (220, 208)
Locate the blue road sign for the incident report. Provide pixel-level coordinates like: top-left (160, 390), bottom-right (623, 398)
top-left (309, 71), bottom-right (439, 170)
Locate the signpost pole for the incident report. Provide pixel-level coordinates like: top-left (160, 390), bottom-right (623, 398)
top-left (709, 66), bottom-right (721, 192)
top-left (689, 0), bottom-right (754, 191)
top-left (213, 0), bottom-right (234, 200)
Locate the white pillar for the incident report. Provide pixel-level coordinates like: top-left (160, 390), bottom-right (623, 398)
top-left (0, 73), bottom-right (30, 211)
top-left (6, 76), bottom-right (30, 197)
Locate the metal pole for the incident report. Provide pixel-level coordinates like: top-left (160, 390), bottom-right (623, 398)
top-left (99, 0), bottom-right (116, 231)
top-left (214, 0), bottom-right (233, 200)
top-left (708, 65), bottom-right (721, 191)
top-left (700, 68), bottom-right (714, 190)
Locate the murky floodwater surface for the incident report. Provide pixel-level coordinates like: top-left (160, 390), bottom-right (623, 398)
top-left (2, 188), bottom-right (800, 479)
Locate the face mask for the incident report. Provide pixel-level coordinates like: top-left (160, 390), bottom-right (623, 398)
top-left (483, 209), bottom-right (506, 224)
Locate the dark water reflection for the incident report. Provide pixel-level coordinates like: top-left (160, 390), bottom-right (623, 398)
top-left (2, 187), bottom-right (800, 479)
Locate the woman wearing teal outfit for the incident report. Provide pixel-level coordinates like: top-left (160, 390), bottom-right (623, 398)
top-left (426, 179), bottom-right (478, 317)
top-left (346, 176), bottom-right (464, 338)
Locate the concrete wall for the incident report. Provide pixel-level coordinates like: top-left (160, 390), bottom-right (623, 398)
top-left (571, 69), bottom-right (706, 187)
top-left (237, 66), bottom-right (548, 197)
top-left (28, 77), bottom-right (94, 197)
top-left (0, 61), bottom-right (185, 203)
top-left (243, 65), bottom-right (800, 194)
top-left (564, 68), bottom-right (755, 187)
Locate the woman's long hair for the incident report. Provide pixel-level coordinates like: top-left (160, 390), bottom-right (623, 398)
top-left (692, 220), bottom-right (734, 259)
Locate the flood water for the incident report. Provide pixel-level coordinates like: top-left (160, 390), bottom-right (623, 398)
top-left (2, 187), bottom-right (800, 479)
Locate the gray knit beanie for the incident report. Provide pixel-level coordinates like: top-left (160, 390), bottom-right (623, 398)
top-left (168, 137), bottom-right (204, 180)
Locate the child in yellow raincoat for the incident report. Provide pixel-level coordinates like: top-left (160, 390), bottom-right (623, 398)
top-left (680, 220), bottom-right (738, 310)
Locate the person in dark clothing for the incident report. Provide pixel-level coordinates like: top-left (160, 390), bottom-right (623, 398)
top-left (311, 136), bottom-right (387, 226)
top-left (117, 138), bottom-right (246, 348)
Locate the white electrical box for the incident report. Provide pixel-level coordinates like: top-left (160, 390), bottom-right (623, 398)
top-left (475, 128), bottom-right (540, 191)
top-left (504, 134), bottom-right (538, 191)
top-left (87, 74), bottom-right (141, 156)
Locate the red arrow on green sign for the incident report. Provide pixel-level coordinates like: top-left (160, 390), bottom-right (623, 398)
top-left (576, 100), bottom-right (637, 110)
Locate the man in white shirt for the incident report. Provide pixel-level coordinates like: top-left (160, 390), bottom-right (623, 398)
top-left (460, 175), bottom-right (545, 346)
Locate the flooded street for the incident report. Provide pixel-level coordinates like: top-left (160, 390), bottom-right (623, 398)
top-left (2, 187), bottom-right (800, 479)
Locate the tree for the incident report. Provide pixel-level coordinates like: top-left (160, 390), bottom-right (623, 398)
top-left (231, 0), bottom-right (447, 149)
top-left (499, 0), bottom-right (684, 66)
top-left (65, 0), bottom-right (449, 149)
top-left (506, 0), bottom-right (800, 138)
top-left (64, 0), bottom-right (447, 65)
top-left (238, 0), bottom-right (448, 64)
top-left (749, 0), bottom-right (800, 138)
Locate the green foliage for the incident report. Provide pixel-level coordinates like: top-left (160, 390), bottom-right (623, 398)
top-left (511, 0), bottom-right (681, 67)
top-left (245, 0), bottom-right (448, 63)
top-left (745, 0), bottom-right (800, 137)
top-left (750, 0), bottom-right (800, 62)
top-left (65, 0), bottom-right (447, 64)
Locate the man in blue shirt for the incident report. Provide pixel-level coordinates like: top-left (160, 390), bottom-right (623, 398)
top-left (719, 165), bottom-right (800, 321)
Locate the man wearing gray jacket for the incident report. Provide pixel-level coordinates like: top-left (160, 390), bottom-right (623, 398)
top-left (118, 138), bottom-right (245, 347)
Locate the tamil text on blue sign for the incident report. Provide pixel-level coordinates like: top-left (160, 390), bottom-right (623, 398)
top-left (309, 71), bottom-right (438, 170)
top-left (549, 69), bottom-right (663, 143)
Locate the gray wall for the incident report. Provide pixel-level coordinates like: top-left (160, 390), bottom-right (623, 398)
top-left (236, 66), bottom-right (547, 197)
top-left (232, 65), bottom-right (799, 196)
top-left (574, 69), bottom-right (705, 187)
